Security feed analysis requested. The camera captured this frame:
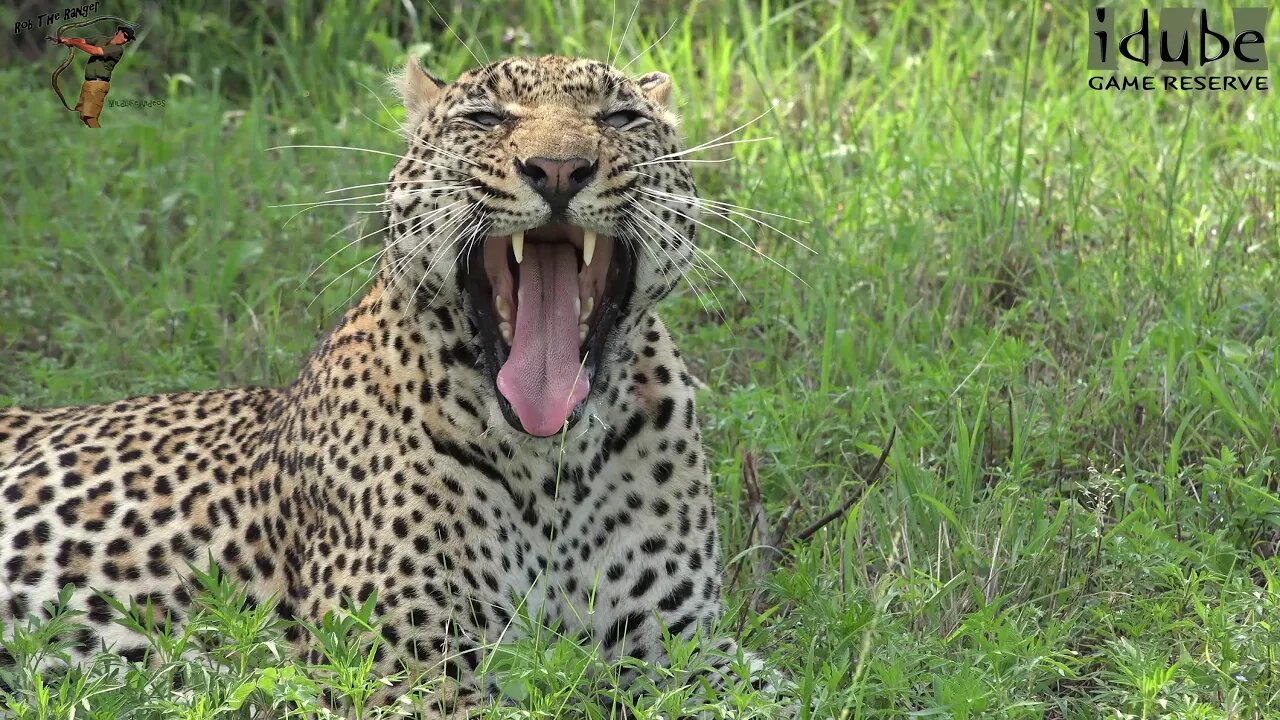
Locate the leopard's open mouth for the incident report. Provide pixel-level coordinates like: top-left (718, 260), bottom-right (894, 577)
top-left (464, 224), bottom-right (635, 436)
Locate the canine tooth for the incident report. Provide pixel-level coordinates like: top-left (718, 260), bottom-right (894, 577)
top-left (512, 232), bottom-right (524, 264)
top-left (496, 296), bottom-right (510, 322)
top-left (583, 230), bottom-right (597, 267)
top-left (578, 323), bottom-right (588, 344)
top-left (499, 322), bottom-right (513, 344)
top-left (579, 296), bottom-right (594, 323)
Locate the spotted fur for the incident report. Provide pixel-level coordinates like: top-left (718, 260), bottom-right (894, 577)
top-left (1, 56), bottom-right (776, 715)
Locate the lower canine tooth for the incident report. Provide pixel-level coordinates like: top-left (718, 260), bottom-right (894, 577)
top-left (583, 230), bottom-right (597, 267)
top-left (579, 296), bottom-right (594, 323)
top-left (499, 322), bottom-right (513, 344)
top-left (496, 297), bottom-right (510, 321)
top-left (512, 232), bottom-right (524, 264)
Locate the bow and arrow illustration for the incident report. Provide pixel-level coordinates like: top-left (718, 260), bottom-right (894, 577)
top-left (45, 15), bottom-right (140, 126)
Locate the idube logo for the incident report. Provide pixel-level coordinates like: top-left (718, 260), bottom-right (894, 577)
top-left (1088, 7), bottom-right (1270, 91)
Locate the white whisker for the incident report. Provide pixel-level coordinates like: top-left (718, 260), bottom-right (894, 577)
top-left (324, 181), bottom-right (469, 197)
top-left (626, 211), bottom-right (687, 284)
top-left (408, 137), bottom-right (482, 169)
top-left (638, 187), bottom-right (816, 254)
top-left (353, 96), bottom-right (484, 169)
top-left (308, 245), bottom-right (390, 312)
top-left (626, 207), bottom-right (720, 312)
top-left (424, 0), bottom-right (489, 66)
top-left (394, 203), bottom-right (475, 291)
top-left (334, 205), bottom-right (467, 312)
top-left (353, 82), bottom-right (475, 168)
top-left (295, 219), bottom-right (364, 287)
top-left (275, 198), bottom-right (386, 228)
top-left (271, 192), bottom-right (389, 209)
top-left (629, 205), bottom-right (736, 314)
top-left (621, 215), bottom-right (689, 308)
top-left (335, 202), bottom-right (466, 309)
top-left (385, 202), bottom-right (472, 289)
top-left (639, 196), bottom-right (808, 287)
top-left (355, 105), bottom-right (412, 142)
top-left (638, 228), bottom-right (725, 320)
top-left (611, 0), bottom-right (642, 68)
top-left (267, 144), bottom-right (409, 162)
top-left (688, 244), bottom-right (746, 301)
top-left (346, 188), bottom-right (469, 217)
top-left (632, 137), bottom-right (774, 167)
top-left (606, 0), bottom-right (619, 63)
top-left (413, 208), bottom-right (476, 285)
top-left (296, 215), bottom-right (407, 288)
top-left (299, 212), bottom-right (430, 293)
top-left (272, 186), bottom-right (466, 229)
top-left (632, 107), bottom-right (776, 170)
top-left (619, 17), bottom-right (678, 72)
top-left (631, 158), bottom-right (738, 167)
top-left (355, 80), bottom-right (400, 127)
top-left (421, 211), bottom-right (491, 307)
top-left (324, 180), bottom-right (411, 195)
top-left (637, 186), bottom-right (808, 225)
top-left (267, 144), bottom-right (466, 176)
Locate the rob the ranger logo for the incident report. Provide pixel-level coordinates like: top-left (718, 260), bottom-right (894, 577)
top-left (1088, 7), bottom-right (1270, 91)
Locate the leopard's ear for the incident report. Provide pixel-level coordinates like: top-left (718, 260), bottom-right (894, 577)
top-left (391, 57), bottom-right (446, 128)
top-left (636, 71), bottom-right (673, 110)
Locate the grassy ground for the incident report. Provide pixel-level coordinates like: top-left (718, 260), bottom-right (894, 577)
top-left (3, 0), bottom-right (1280, 717)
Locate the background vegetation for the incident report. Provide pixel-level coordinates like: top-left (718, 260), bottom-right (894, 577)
top-left (2, 0), bottom-right (1279, 717)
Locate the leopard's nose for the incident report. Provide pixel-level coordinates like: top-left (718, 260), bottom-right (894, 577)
top-left (515, 156), bottom-right (598, 212)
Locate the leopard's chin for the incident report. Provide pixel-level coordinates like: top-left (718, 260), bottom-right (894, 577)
top-left (464, 224), bottom-right (635, 437)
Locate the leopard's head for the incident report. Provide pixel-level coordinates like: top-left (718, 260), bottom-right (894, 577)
top-left (385, 55), bottom-right (697, 437)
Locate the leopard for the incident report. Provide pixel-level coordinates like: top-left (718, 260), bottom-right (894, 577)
top-left (0, 55), bottom-right (780, 715)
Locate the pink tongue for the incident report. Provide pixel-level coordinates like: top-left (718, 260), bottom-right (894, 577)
top-left (496, 243), bottom-right (589, 437)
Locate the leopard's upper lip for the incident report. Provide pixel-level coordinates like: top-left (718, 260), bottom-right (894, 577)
top-left (484, 221), bottom-right (610, 246)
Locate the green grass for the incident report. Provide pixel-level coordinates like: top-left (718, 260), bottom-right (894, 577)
top-left (3, 0), bottom-right (1280, 717)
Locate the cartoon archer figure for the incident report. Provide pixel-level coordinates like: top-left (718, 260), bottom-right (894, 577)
top-left (45, 21), bottom-right (137, 128)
